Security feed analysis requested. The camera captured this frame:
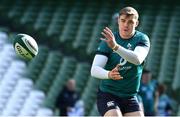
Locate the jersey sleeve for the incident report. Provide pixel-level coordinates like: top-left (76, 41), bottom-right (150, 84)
top-left (96, 41), bottom-right (111, 57)
top-left (137, 34), bottom-right (150, 48)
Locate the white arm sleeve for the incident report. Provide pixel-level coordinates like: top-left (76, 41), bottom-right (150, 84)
top-left (91, 54), bottom-right (110, 79)
top-left (115, 45), bottom-right (150, 65)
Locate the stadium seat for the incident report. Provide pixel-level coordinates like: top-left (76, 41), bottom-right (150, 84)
top-left (89, 102), bottom-right (100, 116)
top-left (34, 51), bottom-right (62, 93)
top-left (34, 5), bottom-right (53, 40)
top-left (0, 59), bottom-right (27, 109)
top-left (59, 2), bottom-right (84, 46)
top-left (74, 62), bottom-right (91, 95)
top-left (42, 56), bottom-right (77, 109)
top-left (20, 4), bottom-right (40, 32)
top-left (138, 5), bottom-right (157, 36)
top-left (178, 105), bottom-right (180, 116)
top-left (172, 60), bottom-right (180, 90)
top-left (47, 7), bottom-right (68, 37)
top-left (7, 0), bottom-right (30, 25)
top-left (86, 6), bottom-right (112, 56)
top-left (0, 0), bottom-right (15, 17)
top-left (146, 5), bottom-right (172, 77)
top-left (172, 43), bottom-right (180, 91)
top-left (36, 107), bottom-right (54, 116)
top-left (81, 77), bottom-right (100, 115)
top-left (158, 11), bottom-right (180, 85)
top-left (0, 31), bottom-right (8, 49)
top-left (0, 61), bottom-right (25, 94)
top-left (2, 78), bottom-right (33, 116)
top-left (26, 45), bottom-right (49, 82)
top-left (72, 14), bottom-right (95, 50)
top-left (19, 90), bottom-right (45, 116)
top-left (72, 2), bottom-right (113, 55)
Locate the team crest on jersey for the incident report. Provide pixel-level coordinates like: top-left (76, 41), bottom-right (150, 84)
top-left (127, 43), bottom-right (132, 50)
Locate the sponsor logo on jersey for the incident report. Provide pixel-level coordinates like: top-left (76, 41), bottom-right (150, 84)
top-left (120, 66), bottom-right (132, 71)
top-left (119, 58), bottom-right (127, 66)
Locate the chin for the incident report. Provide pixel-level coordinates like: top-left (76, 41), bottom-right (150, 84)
top-left (122, 34), bottom-right (131, 39)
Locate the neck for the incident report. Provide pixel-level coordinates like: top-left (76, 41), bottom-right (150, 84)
top-left (119, 30), bottom-right (135, 39)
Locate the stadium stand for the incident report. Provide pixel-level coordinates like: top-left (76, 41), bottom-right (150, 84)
top-left (172, 40), bottom-right (180, 102)
top-left (158, 6), bottom-right (180, 86)
top-left (89, 102), bottom-right (100, 116)
top-left (74, 62), bottom-right (91, 95)
top-left (2, 78), bottom-right (33, 116)
top-left (26, 46), bottom-right (49, 82)
top-left (42, 56), bottom-right (77, 109)
top-left (35, 107), bottom-right (53, 116)
top-left (0, 0), bottom-right (180, 116)
top-left (81, 76), bottom-right (100, 115)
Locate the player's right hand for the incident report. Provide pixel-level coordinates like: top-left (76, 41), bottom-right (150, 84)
top-left (108, 64), bottom-right (123, 80)
top-left (100, 27), bottom-right (117, 49)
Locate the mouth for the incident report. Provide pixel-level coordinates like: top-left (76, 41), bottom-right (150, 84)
top-left (123, 29), bottom-right (129, 32)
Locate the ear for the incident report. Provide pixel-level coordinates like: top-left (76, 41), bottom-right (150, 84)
top-left (135, 20), bottom-right (139, 27)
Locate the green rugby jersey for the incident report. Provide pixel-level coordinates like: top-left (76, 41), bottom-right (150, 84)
top-left (96, 30), bottom-right (150, 97)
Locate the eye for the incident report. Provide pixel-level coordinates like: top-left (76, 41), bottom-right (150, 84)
top-left (128, 20), bottom-right (134, 25)
top-left (121, 19), bottom-right (125, 23)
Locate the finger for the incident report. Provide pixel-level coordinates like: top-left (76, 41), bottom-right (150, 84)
top-left (113, 75), bottom-right (123, 80)
top-left (112, 68), bottom-right (119, 72)
top-left (115, 64), bottom-right (121, 69)
top-left (101, 32), bottom-right (107, 37)
top-left (111, 72), bottom-right (120, 76)
top-left (110, 76), bottom-right (121, 80)
top-left (105, 27), bottom-right (114, 36)
top-left (103, 28), bottom-right (113, 39)
top-left (114, 76), bottom-right (123, 80)
top-left (101, 31), bottom-right (111, 40)
top-left (100, 38), bottom-right (107, 42)
top-left (109, 71), bottom-right (119, 76)
top-left (112, 64), bottom-right (120, 71)
top-left (111, 67), bottom-right (118, 72)
top-left (110, 74), bottom-right (123, 80)
top-left (108, 71), bottom-right (119, 78)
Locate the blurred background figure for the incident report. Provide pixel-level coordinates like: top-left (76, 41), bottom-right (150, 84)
top-left (112, 12), bottom-right (119, 23)
top-left (55, 79), bottom-right (84, 116)
top-left (156, 83), bottom-right (173, 116)
top-left (111, 12), bottom-right (119, 31)
top-left (139, 69), bottom-right (159, 116)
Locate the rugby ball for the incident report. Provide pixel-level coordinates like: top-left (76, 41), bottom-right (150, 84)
top-left (13, 34), bottom-right (38, 60)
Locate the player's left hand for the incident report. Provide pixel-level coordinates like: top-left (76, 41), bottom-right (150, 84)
top-left (108, 64), bottom-right (123, 80)
top-left (101, 27), bottom-right (117, 49)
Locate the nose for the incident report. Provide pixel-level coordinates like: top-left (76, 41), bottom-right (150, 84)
top-left (124, 22), bottom-right (128, 27)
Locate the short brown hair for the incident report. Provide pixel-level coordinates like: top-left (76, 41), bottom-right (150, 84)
top-left (119, 7), bottom-right (139, 19)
